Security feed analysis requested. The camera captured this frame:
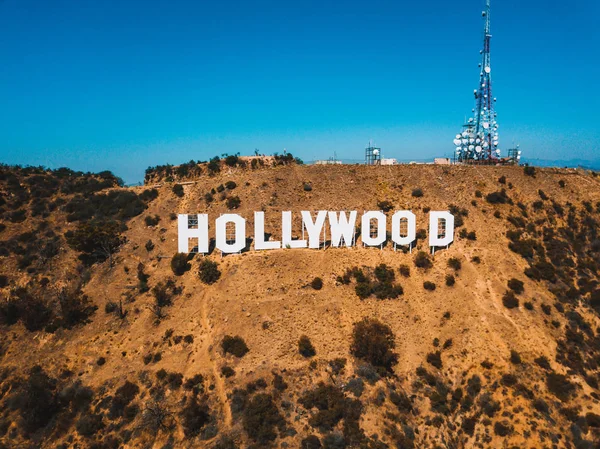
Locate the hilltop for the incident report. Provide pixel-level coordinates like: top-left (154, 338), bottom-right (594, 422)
top-left (1, 160), bottom-right (600, 449)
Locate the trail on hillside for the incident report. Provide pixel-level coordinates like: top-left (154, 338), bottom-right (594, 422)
top-left (198, 288), bottom-right (233, 429)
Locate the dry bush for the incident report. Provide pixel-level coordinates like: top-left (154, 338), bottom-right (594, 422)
top-left (299, 335), bottom-right (316, 358)
top-left (502, 291), bottom-right (519, 309)
top-left (198, 259), bottom-right (221, 285)
top-left (350, 317), bottom-right (398, 374)
top-left (414, 251), bottom-right (432, 269)
top-left (242, 393), bottom-right (284, 445)
top-left (311, 277), bottom-right (323, 290)
top-left (423, 281), bottom-right (436, 291)
top-left (170, 253), bottom-right (191, 276)
top-left (222, 335), bottom-right (249, 358)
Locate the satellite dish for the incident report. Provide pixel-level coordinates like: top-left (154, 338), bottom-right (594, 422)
top-left (372, 149), bottom-right (379, 156)
top-left (485, 66), bottom-right (491, 73)
top-left (483, 122), bottom-right (490, 129)
top-left (453, 139), bottom-right (461, 146)
top-left (518, 151), bottom-right (522, 155)
top-left (456, 134), bottom-right (461, 139)
top-left (462, 132), bottom-right (468, 137)
top-left (456, 147), bottom-right (462, 152)
top-left (476, 145), bottom-right (482, 152)
top-left (469, 145), bottom-right (475, 151)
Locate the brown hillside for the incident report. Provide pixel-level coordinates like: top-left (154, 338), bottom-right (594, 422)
top-left (2, 162), bottom-right (600, 449)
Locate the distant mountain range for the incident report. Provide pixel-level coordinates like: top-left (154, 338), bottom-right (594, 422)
top-left (523, 158), bottom-right (600, 171)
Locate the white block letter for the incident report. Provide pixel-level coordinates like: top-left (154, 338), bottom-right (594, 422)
top-left (361, 211), bottom-right (387, 246)
top-left (391, 211), bottom-right (416, 246)
top-left (282, 211), bottom-right (307, 248)
top-left (328, 211), bottom-right (357, 247)
top-left (301, 211), bottom-right (327, 249)
top-left (178, 214), bottom-right (209, 253)
top-left (254, 212), bottom-right (281, 250)
top-left (429, 211), bottom-right (455, 247)
top-left (216, 214), bottom-right (246, 253)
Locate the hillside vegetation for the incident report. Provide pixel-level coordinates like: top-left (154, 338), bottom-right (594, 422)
top-left (2, 159), bottom-right (600, 449)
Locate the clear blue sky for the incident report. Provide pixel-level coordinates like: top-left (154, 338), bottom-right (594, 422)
top-left (0, 0), bottom-right (598, 183)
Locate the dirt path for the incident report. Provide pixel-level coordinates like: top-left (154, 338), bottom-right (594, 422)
top-left (198, 290), bottom-right (233, 429)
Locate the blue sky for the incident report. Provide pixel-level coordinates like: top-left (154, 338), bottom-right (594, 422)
top-left (0, 0), bottom-right (598, 183)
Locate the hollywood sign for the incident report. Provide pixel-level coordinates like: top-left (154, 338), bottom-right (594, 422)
top-left (178, 211), bottom-right (455, 254)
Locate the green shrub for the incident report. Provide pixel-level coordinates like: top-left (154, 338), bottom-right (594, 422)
top-left (311, 277), bottom-right (323, 290)
top-left (350, 317), bottom-right (398, 374)
top-left (411, 188), bottom-right (423, 197)
top-left (507, 278), bottom-right (524, 294)
top-left (76, 413), bottom-right (104, 437)
top-left (208, 157), bottom-right (221, 174)
top-left (221, 366), bottom-right (235, 378)
top-left (377, 200), bottom-right (393, 212)
top-left (172, 184), bottom-right (184, 197)
top-left (494, 420), bottom-right (513, 436)
top-left (109, 381), bottom-right (139, 419)
top-left (303, 183), bottom-right (313, 192)
top-left (414, 251), bottom-right (432, 269)
top-left (225, 181), bottom-right (237, 190)
top-left (447, 257), bottom-right (461, 271)
top-left (423, 281), bottom-right (436, 291)
top-left (546, 372), bottom-right (575, 401)
top-left (242, 393), bottom-right (284, 444)
top-left (486, 189), bottom-right (510, 204)
top-left (65, 221), bottom-right (125, 266)
top-left (198, 259), bottom-right (221, 284)
top-left (171, 252), bottom-right (191, 275)
top-left (182, 374), bottom-right (205, 394)
top-left (399, 264), bottom-right (410, 277)
top-left (426, 351), bottom-right (442, 369)
top-left (355, 282), bottom-right (372, 299)
top-left (13, 366), bottom-right (61, 435)
top-left (181, 396), bottom-right (211, 438)
top-left (299, 335), bottom-right (316, 358)
top-left (502, 291), bottom-right (519, 309)
top-left (226, 196), bottom-right (241, 210)
top-left (151, 279), bottom-right (181, 307)
top-left (222, 335), bottom-right (249, 358)
top-left (224, 154), bottom-right (240, 167)
top-left (510, 350), bottom-right (521, 364)
top-left (144, 215), bottom-right (160, 226)
top-left (524, 165), bottom-right (536, 177)
top-left (374, 264), bottom-right (395, 283)
top-left (145, 239), bottom-right (155, 252)
top-left (301, 435), bottom-right (322, 449)
top-left (445, 274), bottom-right (455, 287)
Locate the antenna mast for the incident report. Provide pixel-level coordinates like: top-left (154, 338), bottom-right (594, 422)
top-left (453, 0), bottom-right (500, 163)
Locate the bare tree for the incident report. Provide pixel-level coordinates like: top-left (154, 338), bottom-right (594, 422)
top-left (148, 301), bottom-right (165, 325)
top-left (141, 400), bottom-right (175, 433)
